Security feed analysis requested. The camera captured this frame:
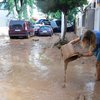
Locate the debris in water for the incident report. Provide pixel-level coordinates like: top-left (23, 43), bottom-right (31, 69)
top-left (33, 39), bottom-right (39, 41)
top-left (76, 94), bottom-right (86, 100)
top-left (81, 62), bottom-right (85, 64)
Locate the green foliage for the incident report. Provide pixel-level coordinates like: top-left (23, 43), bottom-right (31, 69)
top-left (36, 0), bottom-right (87, 14)
top-left (53, 10), bottom-right (61, 19)
top-left (30, 18), bottom-right (35, 24)
top-left (48, 8), bottom-right (79, 22)
top-left (7, 0), bottom-right (34, 19)
top-left (36, 0), bottom-right (87, 28)
top-left (8, 0), bottom-right (14, 11)
top-left (67, 8), bottom-right (79, 22)
top-left (22, 5), bottom-right (28, 20)
top-left (48, 10), bottom-right (61, 19)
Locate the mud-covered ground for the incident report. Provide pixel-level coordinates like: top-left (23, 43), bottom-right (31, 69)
top-left (0, 33), bottom-right (100, 100)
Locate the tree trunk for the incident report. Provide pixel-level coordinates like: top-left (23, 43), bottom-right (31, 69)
top-left (17, 10), bottom-right (22, 19)
top-left (74, 19), bottom-right (76, 34)
top-left (14, 0), bottom-right (22, 19)
top-left (61, 11), bottom-right (67, 41)
top-left (53, 12), bottom-right (68, 48)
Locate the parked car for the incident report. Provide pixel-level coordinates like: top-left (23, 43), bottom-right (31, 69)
top-left (33, 24), bottom-right (42, 35)
top-left (67, 21), bottom-right (75, 32)
top-left (36, 19), bottom-right (51, 25)
top-left (36, 25), bottom-right (53, 36)
top-left (50, 19), bottom-right (75, 33)
top-left (50, 19), bottom-right (61, 32)
top-left (9, 20), bottom-right (34, 39)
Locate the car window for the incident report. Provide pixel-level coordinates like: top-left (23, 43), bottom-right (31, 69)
top-left (43, 21), bottom-right (50, 25)
top-left (40, 26), bottom-right (50, 30)
top-left (11, 24), bottom-right (22, 29)
top-left (36, 19), bottom-right (50, 25)
top-left (50, 21), bottom-right (58, 27)
top-left (56, 20), bottom-right (61, 26)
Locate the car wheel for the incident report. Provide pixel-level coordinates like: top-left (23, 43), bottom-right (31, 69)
top-left (50, 33), bottom-right (53, 37)
top-left (26, 33), bottom-right (30, 39)
top-left (37, 32), bottom-right (40, 36)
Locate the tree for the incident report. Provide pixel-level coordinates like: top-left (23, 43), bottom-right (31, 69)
top-left (47, 10), bottom-right (61, 19)
top-left (35, 0), bottom-right (87, 42)
top-left (7, 0), bottom-right (34, 19)
top-left (67, 8), bottom-right (79, 23)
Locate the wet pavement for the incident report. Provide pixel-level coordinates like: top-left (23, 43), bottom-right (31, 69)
top-left (0, 34), bottom-right (100, 100)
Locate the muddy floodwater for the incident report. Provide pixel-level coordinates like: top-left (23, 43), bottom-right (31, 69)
top-left (0, 35), bottom-right (100, 100)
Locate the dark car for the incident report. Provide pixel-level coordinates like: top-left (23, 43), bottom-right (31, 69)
top-left (36, 25), bottom-right (53, 36)
top-left (9, 20), bottom-right (34, 39)
top-left (50, 19), bottom-right (61, 32)
top-left (33, 24), bottom-right (42, 35)
top-left (36, 19), bottom-right (51, 25)
top-left (67, 21), bottom-right (75, 32)
top-left (50, 19), bottom-right (75, 33)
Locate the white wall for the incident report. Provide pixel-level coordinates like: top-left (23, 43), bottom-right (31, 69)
top-left (0, 10), bottom-right (9, 27)
top-left (0, 10), bottom-right (16, 27)
top-left (77, 13), bottom-right (83, 28)
top-left (94, 7), bottom-right (100, 31)
top-left (85, 8), bottom-right (95, 30)
top-left (76, 13), bottom-right (83, 36)
top-left (0, 10), bottom-right (15, 36)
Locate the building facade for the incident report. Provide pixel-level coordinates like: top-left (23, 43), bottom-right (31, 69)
top-left (76, 0), bottom-right (100, 36)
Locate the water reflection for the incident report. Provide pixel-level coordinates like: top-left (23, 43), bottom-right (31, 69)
top-left (0, 37), bottom-right (12, 79)
top-left (29, 42), bottom-right (48, 72)
top-left (0, 36), bottom-right (9, 46)
top-left (84, 82), bottom-right (95, 100)
top-left (85, 82), bottom-right (95, 93)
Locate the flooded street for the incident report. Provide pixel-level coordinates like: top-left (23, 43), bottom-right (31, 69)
top-left (0, 34), bottom-right (100, 100)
